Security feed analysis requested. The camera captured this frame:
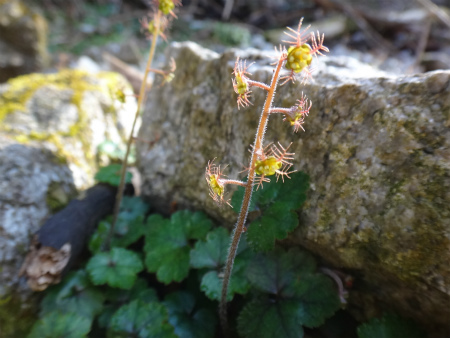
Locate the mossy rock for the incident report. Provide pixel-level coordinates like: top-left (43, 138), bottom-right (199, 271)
top-left (0, 69), bottom-right (135, 188)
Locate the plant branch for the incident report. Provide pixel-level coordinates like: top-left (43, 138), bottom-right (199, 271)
top-left (270, 107), bottom-right (291, 115)
top-left (107, 10), bottom-right (162, 250)
top-left (221, 179), bottom-right (247, 187)
top-left (248, 79), bottom-right (270, 91)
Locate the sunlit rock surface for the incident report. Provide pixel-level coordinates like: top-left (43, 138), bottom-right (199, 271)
top-left (138, 41), bottom-right (450, 331)
top-left (0, 70), bottom-right (136, 337)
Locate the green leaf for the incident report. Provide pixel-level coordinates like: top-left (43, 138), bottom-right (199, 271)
top-left (238, 248), bottom-right (340, 338)
top-left (86, 248), bottom-right (143, 289)
top-left (98, 279), bottom-right (158, 329)
top-left (237, 297), bottom-right (304, 338)
top-left (199, 257), bottom-right (250, 302)
top-left (28, 311), bottom-right (91, 338)
top-left (103, 278), bottom-right (158, 304)
top-left (231, 182), bottom-right (257, 212)
top-left (294, 275), bottom-right (342, 328)
top-left (107, 300), bottom-right (177, 338)
top-left (144, 211), bottom-right (212, 284)
top-left (117, 196), bottom-right (149, 225)
top-left (164, 292), bottom-right (216, 338)
top-left (245, 172), bottom-right (309, 251)
top-left (95, 164), bottom-right (132, 186)
top-left (88, 220), bottom-right (110, 253)
top-left (40, 270), bottom-right (104, 320)
top-left (357, 313), bottom-right (425, 338)
top-left (246, 202), bottom-right (298, 251)
top-left (190, 227), bottom-right (251, 301)
top-left (172, 210), bottom-right (213, 240)
top-left (114, 215), bottom-right (147, 248)
top-left (246, 248), bottom-right (316, 293)
top-left (190, 227), bottom-right (229, 269)
top-left (89, 197), bottom-right (149, 252)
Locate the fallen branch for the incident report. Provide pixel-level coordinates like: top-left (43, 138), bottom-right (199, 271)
top-left (19, 183), bottom-right (132, 291)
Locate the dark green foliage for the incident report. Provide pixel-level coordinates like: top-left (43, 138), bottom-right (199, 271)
top-left (95, 164), bottom-right (132, 187)
top-left (237, 248), bottom-right (341, 338)
top-left (190, 227), bottom-right (251, 301)
top-left (107, 300), bottom-right (177, 338)
top-left (144, 211), bottom-right (212, 284)
top-left (35, 183), bottom-right (410, 338)
top-left (28, 311), bottom-right (91, 338)
top-left (164, 292), bottom-right (217, 338)
top-left (238, 297), bottom-right (305, 338)
top-left (89, 197), bottom-right (149, 252)
top-left (97, 279), bottom-right (158, 329)
top-left (232, 172), bottom-right (309, 251)
top-left (89, 220), bottom-right (110, 253)
top-left (86, 247), bottom-right (143, 289)
top-left (357, 313), bottom-right (425, 338)
top-left (40, 270), bottom-right (104, 320)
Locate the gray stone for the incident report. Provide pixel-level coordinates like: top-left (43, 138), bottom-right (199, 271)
top-left (0, 70), bottom-right (136, 337)
top-left (137, 41), bottom-right (450, 330)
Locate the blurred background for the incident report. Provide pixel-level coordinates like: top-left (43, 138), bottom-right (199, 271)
top-left (2, 0), bottom-right (450, 84)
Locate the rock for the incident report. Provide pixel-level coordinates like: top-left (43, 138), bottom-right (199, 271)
top-left (137, 41), bottom-right (450, 332)
top-left (0, 69), bottom-right (136, 337)
top-left (0, 0), bottom-right (49, 82)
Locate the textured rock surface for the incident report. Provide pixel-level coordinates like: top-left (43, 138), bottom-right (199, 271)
top-left (0, 0), bottom-right (49, 82)
top-left (0, 70), bottom-right (136, 337)
top-left (138, 42), bottom-right (450, 330)
top-left (0, 69), bottom-right (136, 188)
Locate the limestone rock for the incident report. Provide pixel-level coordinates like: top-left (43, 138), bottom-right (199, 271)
top-left (0, 69), bottom-right (136, 337)
top-left (0, 0), bottom-right (49, 82)
top-left (137, 41), bottom-right (450, 331)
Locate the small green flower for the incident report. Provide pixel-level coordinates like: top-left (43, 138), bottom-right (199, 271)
top-left (159, 0), bottom-right (175, 15)
top-left (205, 159), bottom-right (228, 206)
top-left (285, 44), bottom-right (313, 74)
top-left (255, 156), bottom-right (282, 177)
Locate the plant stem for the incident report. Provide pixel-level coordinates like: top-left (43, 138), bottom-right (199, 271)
top-left (219, 56), bottom-right (285, 333)
top-left (106, 11), bottom-right (162, 250)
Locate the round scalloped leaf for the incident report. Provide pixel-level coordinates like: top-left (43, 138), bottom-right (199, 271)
top-left (199, 254), bottom-right (251, 301)
top-left (144, 211), bottom-right (212, 284)
top-left (95, 164), bottom-right (132, 187)
top-left (164, 292), bottom-right (217, 338)
top-left (86, 247), bottom-right (143, 289)
top-left (237, 296), bottom-right (304, 338)
top-left (40, 270), bottom-right (104, 320)
top-left (233, 172), bottom-right (309, 252)
top-left (294, 274), bottom-right (342, 328)
top-left (117, 196), bottom-right (149, 225)
top-left (171, 210), bottom-right (213, 240)
top-left (113, 215), bottom-right (147, 248)
top-left (89, 198), bottom-right (148, 252)
top-left (190, 227), bottom-right (229, 269)
top-left (97, 279), bottom-right (158, 329)
top-left (241, 248), bottom-right (340, 334)
top-left (246, 248), bottom-right (316, 293)
top-left (107, 300), bottom-right (176, 338)
top-left (28, 311), bottom-right (91, 338)
top-left (246, 202), bottom-right (298, 252)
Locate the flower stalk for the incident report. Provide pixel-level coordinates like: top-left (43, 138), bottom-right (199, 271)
top-left (204, 18), bottom-right (329, 334)
top-left (108, 1), bottom-right (180, 250)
